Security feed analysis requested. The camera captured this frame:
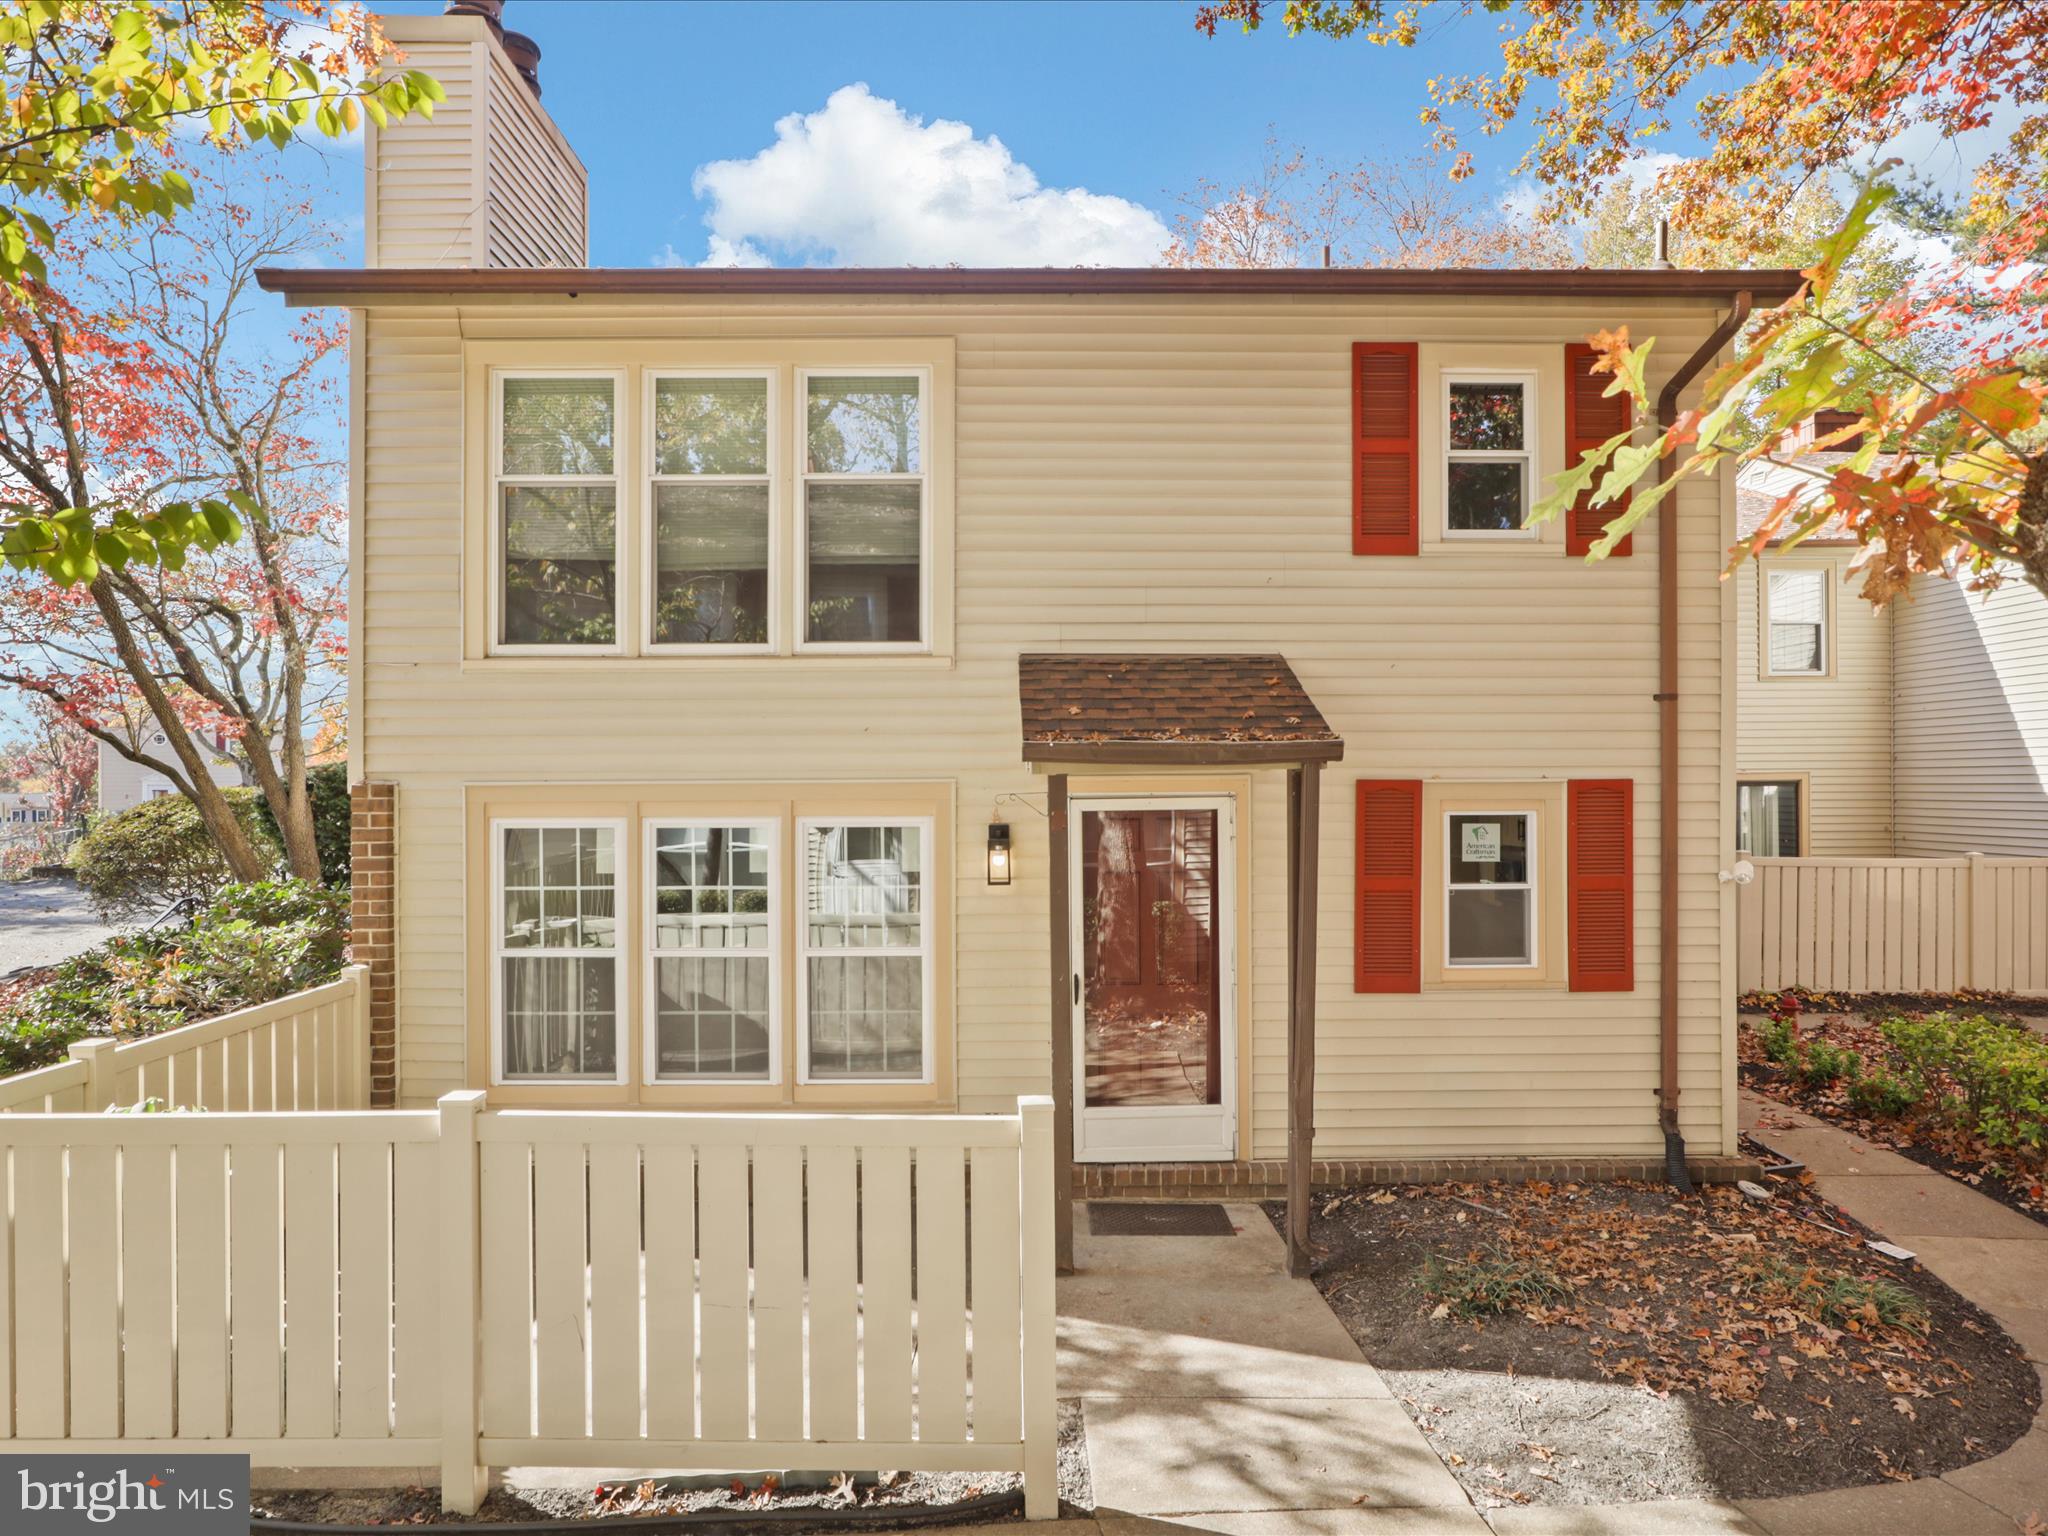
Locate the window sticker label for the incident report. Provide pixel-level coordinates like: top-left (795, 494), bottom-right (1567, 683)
top-left (2, 1455), bottom-right (249, 1534)
top-left (1460, 821), bottom-right (1502, 863)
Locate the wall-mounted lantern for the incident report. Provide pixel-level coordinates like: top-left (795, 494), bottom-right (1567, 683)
top-left (986, 822), bottom-right (1013, 886)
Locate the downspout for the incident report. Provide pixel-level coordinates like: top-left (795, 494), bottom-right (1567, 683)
top-left (1655, 289), bottom-right (1752, 1194)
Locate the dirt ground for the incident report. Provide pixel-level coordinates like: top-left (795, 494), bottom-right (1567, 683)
top-left (252, 1400), bottom-right (1091, 1527)
top-left (1275, 1176), bottom-right (2038, 1509)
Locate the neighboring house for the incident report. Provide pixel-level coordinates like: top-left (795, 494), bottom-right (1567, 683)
top-left (96, 727), bottom-right (246, 816)
top-left (259, 10), bottom-right (1805, 1196)
top-left (0, 789), bottom-right (54, 836)
top-left (1735, 441), bottom-right (2048, 858)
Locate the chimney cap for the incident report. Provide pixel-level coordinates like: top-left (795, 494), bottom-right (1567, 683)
top-left (500, 29), bottom-right (542, 98)
top-left (443, 0), bottom-right (504, 29)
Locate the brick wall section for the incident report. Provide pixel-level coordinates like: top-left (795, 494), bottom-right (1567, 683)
top-left (1072, 1153), bottom-right (1762, 1201)
top-left (350, 781), bottom-right (397, 1107)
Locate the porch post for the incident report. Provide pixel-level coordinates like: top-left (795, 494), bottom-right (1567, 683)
top-left (1287, 761), bottom-right (1323, 1278)
top-left (1047, 772), bottom-right (1075, 1273)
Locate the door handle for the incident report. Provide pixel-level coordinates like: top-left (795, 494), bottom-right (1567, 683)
top-left (1072, 972), bottom-right (1081, 1005)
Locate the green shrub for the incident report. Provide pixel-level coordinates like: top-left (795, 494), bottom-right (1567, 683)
top-left (1756, 1015), bottom-right (1802, 1071)
top-left (70, 788), bottom-right (280, 914)
top-left (1847, 1072), bottom-right (1919, 1118)
top-left (1419, 1244), bottom-right (1573, 1319)
top-left (254, 763), bottom-right (352, 887)
top-left (0, 879), bottom-right (346, 1074)
top-left (1798, 1039), bottom-right (1861, 1088)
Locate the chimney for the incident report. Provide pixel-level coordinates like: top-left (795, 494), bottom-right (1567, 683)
top-left (1652, 217), bottom-right (1674, 269)
top-left (363, 3), bottom-right (587, 268)
top-left (1778, 407), bottom-right (1865, 454)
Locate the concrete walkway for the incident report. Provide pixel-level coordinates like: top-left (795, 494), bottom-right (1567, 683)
top-left (1026, 1113), bottom-right (2046, 1535)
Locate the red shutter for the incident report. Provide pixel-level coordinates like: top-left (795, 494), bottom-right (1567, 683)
top-left (1564, 342), bottom-right (1634, 558)
top-left (1353, 343), bottom-right (1419, 555)
top-left (1568, 778), bottom-right (1635, 991)
top-left (1355, 779), bottom-right (1422, 992)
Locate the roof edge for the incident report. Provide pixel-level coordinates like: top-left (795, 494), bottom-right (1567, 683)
top-left (258, 265), bottom-right (1804, 305)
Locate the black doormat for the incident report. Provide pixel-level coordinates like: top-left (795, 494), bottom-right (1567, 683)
top-left (1087, 1201), bottom-right (1236, 1236)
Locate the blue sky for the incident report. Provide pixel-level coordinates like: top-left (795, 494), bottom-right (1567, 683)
top-left (349, 0), bottom-right (1589, 269)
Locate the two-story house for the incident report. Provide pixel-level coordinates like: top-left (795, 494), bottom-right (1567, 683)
top-left (260, 8), bottom-right (1801, 1254)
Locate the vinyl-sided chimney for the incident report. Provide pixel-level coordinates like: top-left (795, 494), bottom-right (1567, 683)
top-left (364, 4), bottom-right (587, 268)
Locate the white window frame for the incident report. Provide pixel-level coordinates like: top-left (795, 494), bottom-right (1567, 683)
top-left (795, 814), bottom-right (936, 1084)
top-left (642, 368), bottom-right (779, 655)
top-left (1763, 566), bottom-right (1831, 677)
top-left (642, 817), bottom-right (782, 1085)
top-left (489, 816), bottom-right (629, 1087)
top-left (1443, 808), bottom-right (1538, 969)
top-left (489, 369), bottom-right (628, 657)
top-left (1441, 369), bottom-right (1539, 542)
top-left (794, 367), bottom-right (933, 655)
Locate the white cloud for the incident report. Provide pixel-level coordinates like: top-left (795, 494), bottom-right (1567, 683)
top-left (688, 84), bottom-right (1172, 268)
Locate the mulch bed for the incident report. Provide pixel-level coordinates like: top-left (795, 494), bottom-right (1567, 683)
top-left (1738, 1003), bottom-right (2048, 1229)
top-left (1276, 1174), bottom-right (2038, 1508)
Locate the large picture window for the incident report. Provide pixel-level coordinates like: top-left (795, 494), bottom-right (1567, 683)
top-left (799, 819), bottom-right (931, 1081)
top-left (648, 821), bottom-right (777, 1080)
top-left (648, 374), bottom-right (772, 649)
top-left (1443, 372), bottom-right (1536, 538)
top-left (495, 375), bottom-right (620, 649)
top-left (800, 373), bottom-right (927, 648)
top-left (494, 821), bottom-right (624, 1081)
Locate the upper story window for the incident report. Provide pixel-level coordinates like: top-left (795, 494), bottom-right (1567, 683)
top-left (649, 374), bottom-right (773, 650)
top-left (495, 375), bottom-right (621, 650)
top-left (1765, 567), bottom-right (1829, 676)
top-left (802, 374), bottom-right (927, 649)
top-left (1444, 372), bottom-right (1536, 539)
top-left (478, 357), bottom-right (943, 660)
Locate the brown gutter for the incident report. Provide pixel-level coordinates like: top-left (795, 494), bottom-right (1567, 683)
top-left (256, 265), bottom-right (1806, 304)
top-left (1655, 289), bottom-right (1753, 1192)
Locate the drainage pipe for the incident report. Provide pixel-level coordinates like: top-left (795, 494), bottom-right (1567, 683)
top-left (1654, 288), bottom-right (1753, 1194)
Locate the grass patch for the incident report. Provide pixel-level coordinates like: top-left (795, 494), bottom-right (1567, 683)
top-left (1418, 1242), bottom-right (1572, 1319)
top-left (1731, 1253), bottom-right (1928, 1335)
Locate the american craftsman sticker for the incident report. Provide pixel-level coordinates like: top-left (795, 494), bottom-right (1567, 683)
top-left (1460, 821), bottom-right (1502, 863)
top-left (2, 1455), bottom-right (249, 1535)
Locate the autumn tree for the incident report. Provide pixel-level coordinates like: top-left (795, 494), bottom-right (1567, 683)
top-left (4, 694), bottom-right (97, 826)
top-left (0, 2), bottom-right (438, 583)
top-left (0, 174), bottom-right (346, 882)
top-left (1164, 140), bottom-right (1570, 268)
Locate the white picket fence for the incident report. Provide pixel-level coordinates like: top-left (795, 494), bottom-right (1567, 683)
top-left (0, 1093), bottom-right (1059, 1519)
top-left (0, 966), bottom-right (369, 1115)
top-left (1737, 855), bottom-right (2048, 996)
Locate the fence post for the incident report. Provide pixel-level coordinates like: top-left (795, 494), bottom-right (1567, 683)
top-left (1018, 1094), bottom-right (1058, 1521)
top-left (66, 1039), bottom-right (117, 1111)
top-left (340, 964), bottom-right (372, 1109)
top-left (437, 1090), bottom-right (488, 1513)
top-left (1966, 853), bottom-right (1991, 991)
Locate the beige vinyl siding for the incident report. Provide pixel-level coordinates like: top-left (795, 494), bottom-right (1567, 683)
top-left (480, 45), bottom-right (586, 269)
top-left (1894, 570), bottom-right (2048, 856)
top-left (359, 294), bottom-right (1739, 1160)
top-left (1736, 555), bottom-right (1893, 854)
top-left (364, 17), bottom-right (586, 271)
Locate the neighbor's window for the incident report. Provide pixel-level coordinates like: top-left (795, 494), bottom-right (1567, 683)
top-left (802, 373), bottom-right (926, 647)
top-left (496, 823), bottom-right (622, 1081)
top-left (1766, 568), bottom-right (1828, 675)
top-left (1444, 374), bottom-right (1534, 536)
top-left (497, 376), bottom-right (619, 648)
top-left (649, 821), bottom-right (776, 1081)
top-left (1445, 811), bottom-right (1535, 967)
top-left (1736, 780), bottom-right (1802, 857)
top-left (801, 820), bottom-right (930, 1080)
top-left (650, 374), bottom-right (772, 648)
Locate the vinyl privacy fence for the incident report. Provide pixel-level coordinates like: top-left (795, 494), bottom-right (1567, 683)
top-left (1737, 856), bottom-right (2048, 996)
top-left (0, 966), bottom-right (370, 1115)
top-left (0, 1094), bottom-right (1059, 1518)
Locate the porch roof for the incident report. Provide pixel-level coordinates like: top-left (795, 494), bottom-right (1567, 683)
top-left (1018, 653), bottom-right (1344, 767)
